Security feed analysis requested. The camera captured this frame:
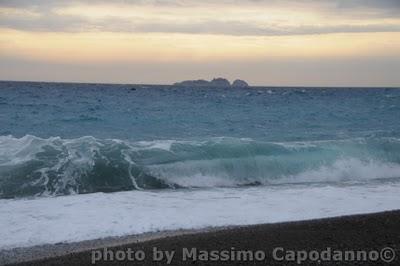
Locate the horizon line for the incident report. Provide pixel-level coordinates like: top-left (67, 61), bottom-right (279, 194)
top-left (0, 79), bottom-right (399, 89)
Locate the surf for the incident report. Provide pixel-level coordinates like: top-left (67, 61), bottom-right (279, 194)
top-left (1, 135), bottom-right (400, 198)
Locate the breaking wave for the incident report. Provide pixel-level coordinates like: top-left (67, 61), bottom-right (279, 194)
top-left (1, 135), bottom-right (400, 198)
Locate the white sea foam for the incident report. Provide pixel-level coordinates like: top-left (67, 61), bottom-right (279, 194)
top-left (2, 135), bottom-right (400, 198)
top-left (273, 158), bottom-right (400, 184)
top-left (0, 182), bottom-right (399, 250)
top-left (147, 157), bottom-right (400, 187)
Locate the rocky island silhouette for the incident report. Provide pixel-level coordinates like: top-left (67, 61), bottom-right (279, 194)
top-left (174, 78), bottom-right (249, 88)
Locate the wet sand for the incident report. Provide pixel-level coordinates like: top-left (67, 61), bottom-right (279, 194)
top-left (4, 210), bottom-right (400, 265)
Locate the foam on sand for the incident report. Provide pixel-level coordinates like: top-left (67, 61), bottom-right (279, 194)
top-left (1, 182), bottom-right (399, 250)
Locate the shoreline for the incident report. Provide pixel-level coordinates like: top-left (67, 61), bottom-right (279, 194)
top-left (3, 210), bottom-right (400, 265)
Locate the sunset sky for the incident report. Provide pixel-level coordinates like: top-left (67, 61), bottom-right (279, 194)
top-left (0, 0), bottom-right (399, 86)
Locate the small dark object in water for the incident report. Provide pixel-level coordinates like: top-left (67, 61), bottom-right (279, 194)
top-left (130, 87), bottom-right (136, 91)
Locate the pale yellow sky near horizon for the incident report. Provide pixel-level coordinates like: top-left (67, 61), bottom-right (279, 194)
top-left (0, 0), bottom-right (399, 86)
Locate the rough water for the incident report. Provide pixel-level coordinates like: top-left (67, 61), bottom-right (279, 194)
top-left (2, 135), bottom-right (400, 198)
top-left (0, 81), bottom-right (399, 249)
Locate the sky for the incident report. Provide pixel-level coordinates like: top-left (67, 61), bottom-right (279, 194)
top-left (0, 0), bottom-right (399, 86)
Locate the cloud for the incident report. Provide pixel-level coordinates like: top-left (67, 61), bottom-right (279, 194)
top-left (325, 0), bottom-right (400, 18)
top-left (105, 20), bottom-right (400, 36)
top-left (1, 13), bottom-right (399, 36)
top-left (334, 0), bottom-right (400, 9)
top-left (0, 0), bottom-right (400, 35)
top-left (0, 0), bottom-right (399, 9)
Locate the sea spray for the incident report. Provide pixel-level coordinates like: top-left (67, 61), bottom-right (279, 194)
top-left (1, 135), bottom-right (400, 198)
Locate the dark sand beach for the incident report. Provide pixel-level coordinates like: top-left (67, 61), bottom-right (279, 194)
top-left (5, 210), bottom-right (400, 266)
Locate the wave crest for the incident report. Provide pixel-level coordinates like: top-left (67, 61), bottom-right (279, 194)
top-left (1, 135), bottom-right (400, 198)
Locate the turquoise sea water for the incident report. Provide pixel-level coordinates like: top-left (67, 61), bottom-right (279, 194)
top-left (1, 81), bottom-right (400, 198)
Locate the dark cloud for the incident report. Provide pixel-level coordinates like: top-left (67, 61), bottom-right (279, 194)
top-left (334, 0), bottom-right (400, 9)
top-left (0, 13), bottom-right (87, 32)
top-left (1, 13), bottom-right (399, 36)
top-left (0, 0), bottom-right (174, 8)
top-left (0, 0), bottom-right (399, 35)
top-left (329, 0), bottom-right (400, 18)
top-left (119, 20), bottom-right (400, 36)
top-left (1, 0), bottom-right (400, 10)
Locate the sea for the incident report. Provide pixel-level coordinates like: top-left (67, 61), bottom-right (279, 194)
top-left (1, 81), bottom-right (400, 249)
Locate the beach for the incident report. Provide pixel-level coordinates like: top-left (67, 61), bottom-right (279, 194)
top-left (3, 210), bottom-right (399, 265)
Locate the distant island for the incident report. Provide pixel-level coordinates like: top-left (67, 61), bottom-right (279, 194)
top-left (173, 78), bottom-right (249, 88)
